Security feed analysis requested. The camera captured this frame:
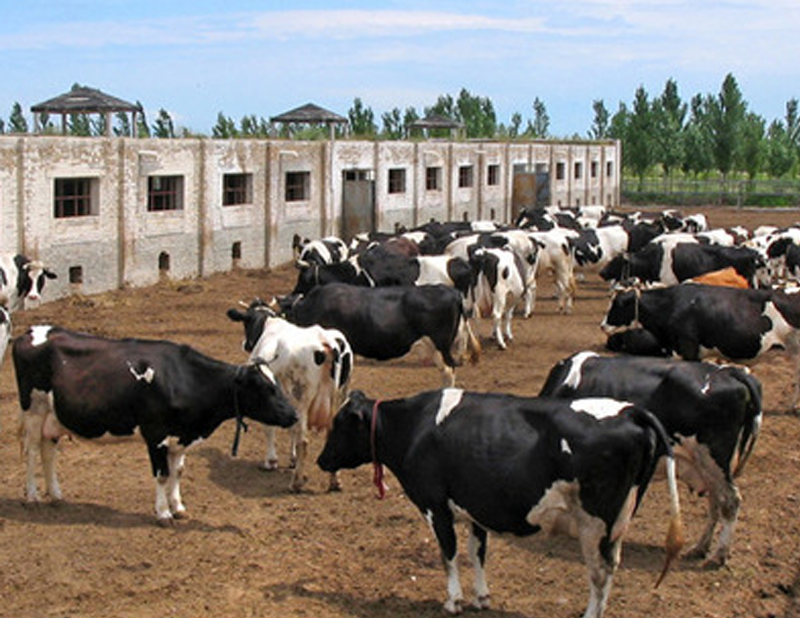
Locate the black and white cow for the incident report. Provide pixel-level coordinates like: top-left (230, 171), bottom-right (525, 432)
top-left (601, 283), bottom-right (800, 408)
top-left (227, 300), bottom-right (353, 492)
top-left (468, 246), bottom-right (526, 349)
top-left (539, 351), bottom-right (762, 566)
top-left (12, 326), bottom-right (297, 524)
top-left (292, 234), bottom-right (349, 266)
top-left (291, 256), bottom-right (374, 295)
top-left (318, 388), bottom-right (683, 618)
top-left (0, 254), bottom-right (57, 311)
top-left (600, 242), bottom-right (767, 287)
top-left (277, 283), bottom-right (480, 387)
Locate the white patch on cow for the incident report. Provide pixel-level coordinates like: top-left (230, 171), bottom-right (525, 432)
top-left (127, 362), bottom-right (155, 384)
top-left (30, 325), bottom-right (52, 346)
top-left (563, 351), bottom-right (598, 389)
top-left (560, 438), bottom-right (572, 455)
top-left (256, 362), bottom-right (278, 384)
top-left (435, 388), bottom-right (464, 425)
top-left (570, 398), bottom-right (630, 420)
top-left (785, 286), bottom-right (800, 295)
top-left (760, 300), bottom-right (795, 353)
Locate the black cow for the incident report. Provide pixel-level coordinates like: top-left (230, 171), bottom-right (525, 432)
top-left (291, 257), bottom-right (374, 295)
top-left (600, 241), bottom-right (766, 287)
top-left (540, 351), bottom-right (762, 566)
top-left (318, 388), bottom-right (683, 618)
top-left (13, 326), bottom-right (297, 524)
top-left (0, 253), bottom-right (57, 311)
top-left (277, 283), bottom-right (480, 386)
top-left (601, 283), bottom-right (800, 408)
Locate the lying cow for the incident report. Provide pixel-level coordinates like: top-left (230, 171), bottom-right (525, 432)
top-left (318, 389), bottom-right (683, 618)
top-left (539, 351), bottom-right (762, 566)
top-left (277, 283), bottom-right (480, 387)
top-left (601, 283), bottom-right (800, 408)
top-left (227, 299), bottom-right (353, 491)
top-left (0, 253), bottom-right (57, 311)
top-left (13, 325), bottom-right (297, 524)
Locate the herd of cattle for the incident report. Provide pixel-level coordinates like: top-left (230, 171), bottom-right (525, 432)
top-left (4, 203), bottom-right (800, 618)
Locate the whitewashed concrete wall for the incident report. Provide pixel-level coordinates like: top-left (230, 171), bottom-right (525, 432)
top-left (0, 135), bottom-right (620, 300)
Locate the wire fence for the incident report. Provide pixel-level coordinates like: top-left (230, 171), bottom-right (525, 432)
top-left (622, 177), bottom-right (800, 208)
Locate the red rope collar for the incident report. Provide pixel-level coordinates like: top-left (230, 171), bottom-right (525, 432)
top-left (371, 399), bottom-right (388, 499)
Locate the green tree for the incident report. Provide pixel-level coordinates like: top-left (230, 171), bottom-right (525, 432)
top-left (8, 102), bottom-right (28, 133)
top-left (626, 86), bottom-right (655, 186)
top-left (739, 112), bottom-right (766, 182)
top-left (681, 95), bottom-right (714, 177)
top-left (607, 102), bottom-right (629, 141)
top-left (455, 88), bottom-right (496, 138)
top-left (114, 111), bottom-right (131, 137)
top-left (348, 98), bottom-right (376, 137)
top-left (707, 73), bottom-right (747, 179)
top-left (425, 95), bottom-right (457, 138)
top-left (212, 112), bottom-right (238, 138)
top-left (526, 97), bottom-right (549, 138)
top-left (152, 109), bottom-right (175, 138)
top-left (765, 120), bottom-right (796, 178)
top-left (651, 79), bottom-right (687, 186)
top-left (0, 119), bottom-right (5, 134)
top-left (509, 112), bottom-right (522, 138)
top-left (381, 107), bottom-right (403, 140)
top-left (402, 107), bottom-right (419, 139)
top-left (69, 113), bottom-right (91, 136)
top-left (588, 99), bottom-right (609, 139)
top-left (135, 101), bottom-right (150, 138)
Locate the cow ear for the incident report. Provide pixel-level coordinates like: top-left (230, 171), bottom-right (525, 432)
top-left (226, 308), bottom-right (245, 322)
top-left (44, 269), bottom-right (57, 279)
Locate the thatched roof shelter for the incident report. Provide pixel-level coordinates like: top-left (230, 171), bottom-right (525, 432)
top-left (410, 113), bottom-right (463, 139)
top-left (270, 103), bottom-right (347, 139)
top-left (31, 85), bottom-right (142, 136)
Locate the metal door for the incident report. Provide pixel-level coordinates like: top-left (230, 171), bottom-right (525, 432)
top-left (342, 170), bottom-right (375, 243)
top-left (512, 171), bottom-right (550, 222)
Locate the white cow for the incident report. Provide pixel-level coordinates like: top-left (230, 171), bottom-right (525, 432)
top-left (227, 300), bottom-right (353, 492)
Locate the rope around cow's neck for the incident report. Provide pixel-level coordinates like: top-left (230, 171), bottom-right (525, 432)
top-left (371, 399), bottom-right (388, 499)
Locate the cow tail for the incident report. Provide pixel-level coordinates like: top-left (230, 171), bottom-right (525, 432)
top-left (730, 368), bottom-right (763, 478)
top-left (627, 406), bottom-right (684, 588)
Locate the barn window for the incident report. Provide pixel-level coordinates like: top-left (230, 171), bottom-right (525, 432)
top-left (555, 162), bottom-right (565, 180)
top-left (606, 161), bottom-right (614, 177)
top-left (574, 162), bottom-right (583, 180)
top-left (425, 166), bottom-right (441, 191)
top-left (222, 173), bottom-right (252, 206)
top-left (232, 241), bottom-right (242, 267)
top-left (458, 165), bottom-right (474, 188)
top-left (54, 177), bottom-right (99, 218)
top-left (285, 171), bottom-right (310, 202)
top-left (591, 161), bottom-right (599, 178)
top-left (388, 168), bottom-right (406, 194)
top-left (69, 266), bottom-right (83, 284)
top-left (486, 164), bottom-right (500, 186)
top-left (147, 175), bottom-right (184, 212)
top-left (158, 251), bottom-right (170, 273)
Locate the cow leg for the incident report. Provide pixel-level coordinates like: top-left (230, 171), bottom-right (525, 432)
top-left (148, 442), bottom-right (174, 524)
top-left (577, 515), bottom-right (618, 618)
top-left (41, 435), bottom-right (62, 502)
top-left (425, 506), bottom-right (463, 613)
top-left (491, 303), bottom-right (506, 350)
top-left (289, 422), bottom-right (309, 493)
top-left (166, 449), bottom-right (187, 519)
top-left (21, 410), bottom-right (45, 502)
top-left (695, 479), bottom-right (741, 568)
top-left (419, 337), bottom-right (456, 387)
top-left (262, 426), bottom-right (280, 470)
top-left (502, 302), bottom-right (515, 345)
top-left (468, 523), bottom-right (490, 610)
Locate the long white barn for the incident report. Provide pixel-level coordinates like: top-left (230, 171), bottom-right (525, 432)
top-left (0, 135), bottom-right (620, 300)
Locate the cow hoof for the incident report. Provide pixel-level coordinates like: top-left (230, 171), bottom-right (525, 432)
top-left (289, 477), bottom-right (309, 493)
top-left (260, 460), bottom-right (279, 471)
top-left (443, 599), bottom-right (463, 614)
top-left (701, 553), bottom-right (728, 569)
top-left (327, 483), bottom-right (342, 493)
top-left (171, 510), bottom-right (187, 520)
top-left (157, 516), bottom-right (174, 528)
top-left (684, 545), bottom-right (710, 561)
top-left (473, 595), bottom-right (491, 610)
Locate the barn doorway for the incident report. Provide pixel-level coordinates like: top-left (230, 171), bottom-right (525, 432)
top-left (511, 164), bottom-right (550, 223)
top-left (158, 251), bottom-right (170, 279)
top-left (341, 169), bottom-right (375, 243)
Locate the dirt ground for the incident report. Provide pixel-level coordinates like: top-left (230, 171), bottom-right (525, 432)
top-left (1, 206), bottom-right (799, 618)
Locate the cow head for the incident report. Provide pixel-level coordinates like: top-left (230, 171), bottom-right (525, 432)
top-left (234, 361), bottom-right (297, 429)
top-left (317, 390), bottom-right (373, 473)
top-left (599, 255), bottom-right (627, 283)
top-left (569, 230), bottom-right (602, 267)
top-left (227, 298), bottom-right (276, 353)
top-left (14, 256), bottom-right (57, 306)
top-left (601, 289), bottom-right (639, 334)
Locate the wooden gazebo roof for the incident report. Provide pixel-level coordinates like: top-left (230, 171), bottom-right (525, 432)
top-left (30, 85), bottom-right (142, 136)
top-left (270, 103), bottom-right (347, 139)
top-left (410, 113), bottom-right (463, 139)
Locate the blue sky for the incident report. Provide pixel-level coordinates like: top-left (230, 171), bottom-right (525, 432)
top-left (2, 1), bottom-right (799, 137)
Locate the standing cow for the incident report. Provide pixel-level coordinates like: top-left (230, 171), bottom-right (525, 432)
top-left (13, 326), bottom-right (297, 524)
top-left (318, 388), bottom-right (683, 618)
top-left (0, 254), bottom-right (57, 312)
top-left (227, 299), bottom-right (353, 491)
top-left (540, 351), bottom-right (762, 566)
